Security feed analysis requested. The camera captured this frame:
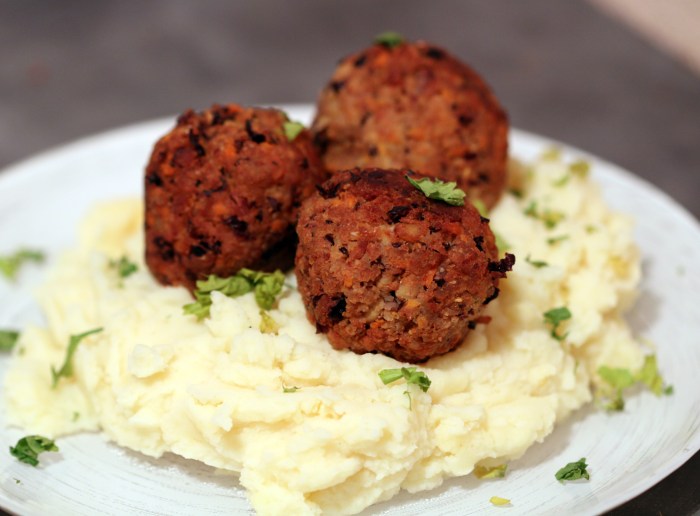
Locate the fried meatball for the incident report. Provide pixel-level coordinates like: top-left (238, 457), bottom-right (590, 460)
top-left (312, 39), bottom-right (508, 209)
top-left (295, 168), bottom-right (514, 363)
top-left (145, 104), bottom-right (327, 290)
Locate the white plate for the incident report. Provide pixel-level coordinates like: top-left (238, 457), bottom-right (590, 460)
top-left (1, 105), bottom-right (699, 516)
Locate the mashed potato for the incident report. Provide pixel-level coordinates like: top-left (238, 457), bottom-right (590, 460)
top-left (4, 152), bottom-right (644, 515)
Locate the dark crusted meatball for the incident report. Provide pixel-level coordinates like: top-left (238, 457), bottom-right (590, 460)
top-left (145, 104), bottom-right (327, 290)
top-left (312, 39), bottom-right (508, 209)
top-left (295, 168), bottom-right (514, 363)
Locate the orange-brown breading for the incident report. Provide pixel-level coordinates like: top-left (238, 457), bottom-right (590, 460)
top-left (145, 104), bottom-right (327, 290)
top-left (312, 40), bottom-right (509, 209)
top-left (295, 168), bottom-right (513, 363)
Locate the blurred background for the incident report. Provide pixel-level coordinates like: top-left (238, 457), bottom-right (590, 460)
top-left (2, 0), bottom-right (699, 219)
top-left (1, 1), bottom-right (698, 513)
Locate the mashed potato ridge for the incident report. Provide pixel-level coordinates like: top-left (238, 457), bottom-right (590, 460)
top-left (4, 153), bottom-right (644, 515)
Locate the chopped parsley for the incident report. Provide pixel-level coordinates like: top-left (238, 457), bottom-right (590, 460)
top-left (636, 354), bottom-right (671, 395)
top-left (555, 458), bottom-right (590, 482)
top-left (546, 234), bottom-right (569, 245)
top-left (379, 367), bottom-right (431, 410)
top-left (379, 367), bottom-right (431, 392)
top-left (109, 256), bottom-right (138, 279)
top-left (374, 31), bottom-right (404, 48)
top-left (184, 269), bottom-right (285, 320)
top-left (597, 354), bottom-right (673, 411)
top-left (259, 310), bottom-right (280, 334)
top-left (0, 249), bottom-right (45, 280)
top-left (508, 188), bottom-right (523, 199)
top-left (523, 201), bottom-right (565, 229)
top-left (525, 255), bottom-right (548, 268)
top-left (552, 174), bottom-right (570, 187)
top-left (406, 175), bottom-right (466, 206)
top-left (0, 329), bottom-right (19, 351)
top-left (541, 147), bottom-right (561, 161)
top-left (490, 496), bottom-right (511, 506)
top-left (283, 121), bottom-right (304, 141)
top-left (51, 328), bottom-right (103, 388)
top-left (10, 435), bottom-right (59, 467)
top-left (283, 386), bottom-right (299, 393)
top-left (570, 160), bottom-right (590, 178)
top-left (543, 306), bottom-right (571, 341)
top-left (474, 463), bottom-right (508, 479)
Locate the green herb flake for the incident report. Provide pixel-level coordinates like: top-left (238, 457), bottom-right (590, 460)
top-left (260, 310), bottom-right (280, 335)
top-left (598, 366), bottom-right (636, 391)
top-left (541, 147), bottom-right (561, 161)
top-left (379, 366), bottom-right (431, 393)
top-left (72, 411), bottom-right (80, 422)
top-left (51, 328), bottom-right (103, 388)
top-left (585, 225), bottom-right (598, 234)
top-left (597, 355), bottom-right (672, 411)
top-left (508, 188), bottom-right (523, 199)
top-left (525, 255), bottom-right (548, 269)
top-left (9, 435), bottom-right (59, 467)
top-left (555, 458), bottom-right (590, 482)
top-left (0, 249), bottom-right (45, 280)
top-left (109, 256), bottom-right (138, 279)
top-left (490, 496), bottom-right (511, 506)
top-left (0, 329), bottom-right (20, 352)
top-left (547, 235), bottom-right (569, 245)
top-left (523, 201), bottom-right (565, 228)
top-left (570, 160), bottom-right (590, 178)
top-left (283, 121), bottom-right (304, 141)
top-left (474, 463), bottom-right (508, 479)
top-left (636, 354), bottom-right (672, 396)
top-left (542, 210), bottom-right (565, 229)
top-left (406, 175), bottom-right (466, 206)
top-left (374, 31), bottom-right (404, 48)
top-left (283, 386), bottom-right (299, 393)
top-left (552, 175), bottom-right (570, 187)
top-left (524, 201), bottom-right (538, 217)
top-left (184, 269), bottom-right (285, 320)
top-left (543, 306), bottom-right (571, 341)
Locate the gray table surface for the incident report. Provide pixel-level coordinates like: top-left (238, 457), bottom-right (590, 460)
top-left (1, 1), bottom-right (698, 515)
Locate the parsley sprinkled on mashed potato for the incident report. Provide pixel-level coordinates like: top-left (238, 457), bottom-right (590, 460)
top-left (3, 153), bottom-right (647, 515)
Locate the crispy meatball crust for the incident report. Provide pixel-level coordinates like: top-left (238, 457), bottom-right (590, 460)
top-left (312, 40), bottom-right (509, 209)
top-left (295, 168), bottom-right (513, 363)
top-left (145, 104), bottom-right (327, 290)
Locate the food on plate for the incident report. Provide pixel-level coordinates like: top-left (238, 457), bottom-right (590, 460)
top-left (0, 248), bottom-right (45, 280)
top-left (4, 150), bottom-right (648, 515)
top-left (9, 435), bottom-right (59, 467)
top-left (555, 457), bottom-right (590, 482)
top-left (145, 104), bottom-right (327, 290)
top-left (311, 36), bottom-right (508, 208)
top-left (295, 168), bottom-right (513, 362)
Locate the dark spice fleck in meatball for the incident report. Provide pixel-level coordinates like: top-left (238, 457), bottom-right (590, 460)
top-left (145, 104), bottom-right (327, 290)
top-left (312, 39), bottom-right (509, 209)
top-left (295, 168), bottom-right (514, 363)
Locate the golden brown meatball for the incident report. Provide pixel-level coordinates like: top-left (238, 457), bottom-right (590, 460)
top-left (295, 168), bottom-right (514, 363)
top-left (312, 39), bottom-right (509, 209)
top-left (145, 104), bottom-right (327, 290)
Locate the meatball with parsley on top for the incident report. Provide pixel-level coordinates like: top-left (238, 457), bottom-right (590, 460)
top-left (145, 104), bottom-right (327, 290)
top-left (312, 32), bottom-right (509, 209)
top-left (295, 168), bottom-right (514, 363)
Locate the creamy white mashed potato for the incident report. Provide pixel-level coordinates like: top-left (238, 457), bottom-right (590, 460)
top-left (4, 153), bottom-right (644, 515)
